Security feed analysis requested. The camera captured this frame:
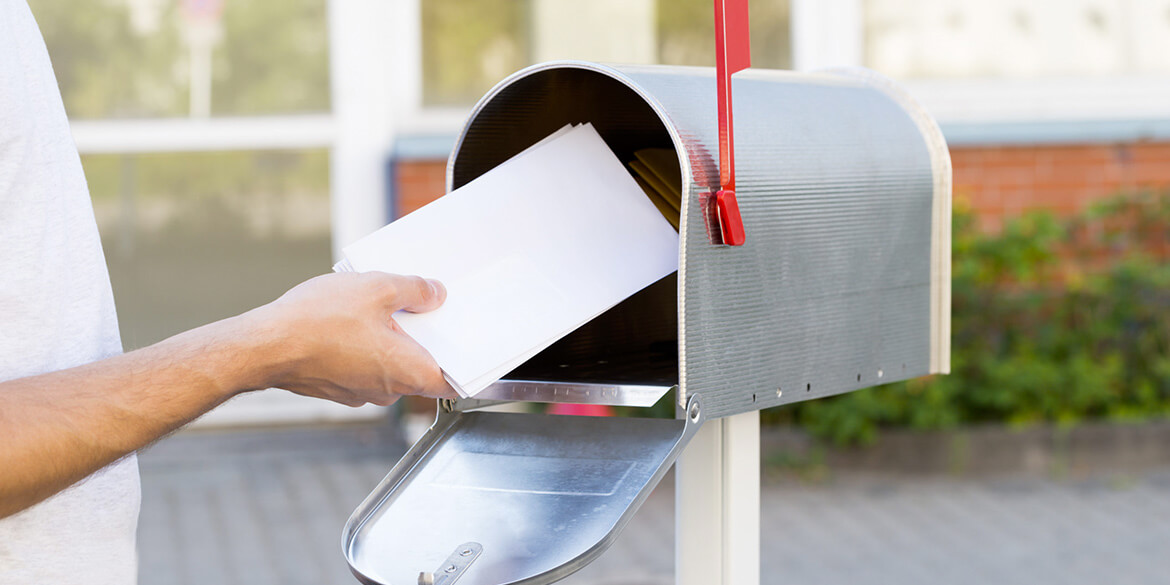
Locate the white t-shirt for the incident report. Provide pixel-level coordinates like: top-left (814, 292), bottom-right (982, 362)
top-left (0, 1), bottom-right (140, 583)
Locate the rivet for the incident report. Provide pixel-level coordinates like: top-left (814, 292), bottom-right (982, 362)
top-left (460, 548), bottom-right (473, 557)
top-left (776, 387), bottom-right (783, 398)
top-left (445, 564), bottom-right (458, 573)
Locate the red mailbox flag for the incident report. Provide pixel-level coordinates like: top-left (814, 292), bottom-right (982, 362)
top-left (714, 0), bottom-right (750, 246)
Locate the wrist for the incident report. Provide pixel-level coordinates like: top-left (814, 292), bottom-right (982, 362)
top-left (166, 307), bottom-right (297, 401)
top-left (224, 306), bottom-right (303, 394)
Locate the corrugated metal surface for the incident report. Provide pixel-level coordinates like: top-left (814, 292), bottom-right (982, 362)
top-left (449, 61), bottom-right (950, 420)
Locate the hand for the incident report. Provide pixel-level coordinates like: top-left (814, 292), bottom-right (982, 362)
top-left (247, 272), bottom-right (456, 407)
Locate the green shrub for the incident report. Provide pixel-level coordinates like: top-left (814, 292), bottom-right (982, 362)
top-left (767, 191), bottom-right (1170, 445)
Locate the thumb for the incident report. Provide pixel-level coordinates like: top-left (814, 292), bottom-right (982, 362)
top-left (378, 274), bottom-right (446, 313)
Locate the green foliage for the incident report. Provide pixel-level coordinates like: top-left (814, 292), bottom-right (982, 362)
top-left (32, 0), bottom-right (186, 118)
top-left (420, 0), bottom-right (792, 106)
top-left (83, 150), bottom-right (329, 205)
top-left (422, 0), bottom-right (529, 106)
top-left (768, 192), bottom-right (1170, 445)
top-left (213, 0), bottom-right (331, 115)
top-left (657, 0), bottom-right (791, 69)
top-left (30, 0), bottom-right (330, 118)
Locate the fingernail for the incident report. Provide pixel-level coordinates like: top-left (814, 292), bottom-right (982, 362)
top-left (427, 279), bottom-right (445, 298)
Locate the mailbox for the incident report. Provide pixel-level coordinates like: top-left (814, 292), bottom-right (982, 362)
top-left (344, 61), bottom-right (951, 585)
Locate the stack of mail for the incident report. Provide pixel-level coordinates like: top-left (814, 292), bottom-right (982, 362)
top-left (335, 124), bottom-right (680, 397)
top-left (626, 148), bottom-right (682, 230)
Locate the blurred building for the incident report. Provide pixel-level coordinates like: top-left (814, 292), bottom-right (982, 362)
top-left (29, 0), bottom-right (1170, 424)
top-left (398, 0), bottom-right (1170, 232)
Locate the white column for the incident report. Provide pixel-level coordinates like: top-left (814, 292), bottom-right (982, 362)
top-left (387, 0), bottom-right (423, 118)
top-left (676, 410), bottom-right (761, 585)
top-left (188, 39), bottom-right (212, 118)
top-left (791, 0), bottom-right (864, 70)
top-left (328, 0), bottom-right (421, 257)
top-left (532, 0), bottom-right (657, 64)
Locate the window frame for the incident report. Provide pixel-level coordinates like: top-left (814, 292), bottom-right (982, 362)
top-left (790, 0), bottom-right (1170, 144)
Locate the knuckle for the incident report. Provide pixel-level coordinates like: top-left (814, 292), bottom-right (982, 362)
top-left (405, 275), bottom-right (429, 299)
top-left (382, 284), bottom-right (400, 302)
top-left (374, 273), bottom-right (397, 290)
top-left (388, 381), bottom-right (416, 396)
top-left (411, 366), bottom-right (447, 398)
top-left (360, 271), bottom-right (394, 289)
top-left (428, 366), bottom-right (446, 390)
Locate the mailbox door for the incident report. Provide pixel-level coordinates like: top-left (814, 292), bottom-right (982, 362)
top-left (343, 399), bottom-right (703, 585)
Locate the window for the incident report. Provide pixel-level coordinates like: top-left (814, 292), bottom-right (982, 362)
top-left (422, 0), bottom-right (791, 107)
top-left (30, 0), bottom-right (335, 350)
top-left (33, 0), bottom-right (330, 119)
top-left (86, 150), bottom-right (331, 349)
top-left (864, 0), bottom-right (1170, 79)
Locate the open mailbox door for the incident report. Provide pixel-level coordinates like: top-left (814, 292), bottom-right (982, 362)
top-left (344, 394), bottom-right (704, 585)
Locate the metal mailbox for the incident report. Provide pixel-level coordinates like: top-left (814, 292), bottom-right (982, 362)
top-left (344, 61), bottom-right (952, 585)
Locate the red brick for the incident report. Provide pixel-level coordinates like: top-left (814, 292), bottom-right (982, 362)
top-left (395, 160), bottom-right (447, 217)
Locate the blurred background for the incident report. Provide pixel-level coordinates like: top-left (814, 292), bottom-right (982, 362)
top-left (25, 0), bottom-right (1170, 583)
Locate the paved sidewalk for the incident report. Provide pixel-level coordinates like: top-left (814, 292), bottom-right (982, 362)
top-left (138, 422), bottom-right (1170, 585)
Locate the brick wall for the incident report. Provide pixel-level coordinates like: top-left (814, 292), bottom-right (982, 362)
top-left (954, 142), bottom-right (1170, 231)
top-left (394, 141), bottom-right (1170, 230)
top-left (394, 159), bottom-right (448, 217)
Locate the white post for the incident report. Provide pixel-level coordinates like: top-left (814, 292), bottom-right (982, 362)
top-left (676, 410), bottom-right (761, 585)
top-left (179, 0), bottom-right (222, 119)
top-left (327, 0), bottom-right (420, 257)
top-left (188, 40), bottom-right (212, 118)
top-left (388, 0), bottom-right (423, 119)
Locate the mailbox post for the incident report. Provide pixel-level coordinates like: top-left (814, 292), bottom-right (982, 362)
top-left (677, 412), bottom-right (760, 585)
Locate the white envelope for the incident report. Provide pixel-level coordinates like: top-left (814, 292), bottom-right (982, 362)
top-left (338, 124), bottom-right (680, 396)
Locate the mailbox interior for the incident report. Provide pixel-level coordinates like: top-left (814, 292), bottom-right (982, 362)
top-left (449, 67), bottom-right (685, 390)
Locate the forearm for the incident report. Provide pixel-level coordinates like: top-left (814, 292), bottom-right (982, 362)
top-left (0, 310), bottom-right (282, 518)
top-left (0, 272), bottom-right (451, 519)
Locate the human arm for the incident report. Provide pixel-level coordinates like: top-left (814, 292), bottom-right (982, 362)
top-left (0, 271), bottom-right (453, 519)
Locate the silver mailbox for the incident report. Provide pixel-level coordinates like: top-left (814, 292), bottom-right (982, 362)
top-left (344, 61), bottom-right (951, 585)
top-left (451, 61), bottom-right (951, 419)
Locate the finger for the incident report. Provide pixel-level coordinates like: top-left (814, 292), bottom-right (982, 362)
top-left (392, 376), bottom-right (457, 400)
top-left (338, 396), bottom-right (365, 408)
top-left (419, 377), bottom-right (459, 400)
top-left (402, 356), bottom-right (453, 398)
top-left (400, 277), bottom-right (445, 313)
top-left (369, 392), bottom-right (402, 407)
top-left (384, 332), bottom-right (455, 398)
top-left (368, 273), bottom-right (446, 314)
